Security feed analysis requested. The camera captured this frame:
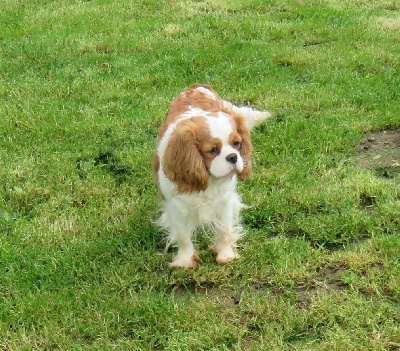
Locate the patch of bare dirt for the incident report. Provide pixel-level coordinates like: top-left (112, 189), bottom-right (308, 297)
top-left (294, 263), bottom-right (348, 307)
top-left (355, 128), bottom-right (400, 183)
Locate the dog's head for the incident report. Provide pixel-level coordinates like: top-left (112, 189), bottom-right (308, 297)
top-left (162, 112), bottom-right (253, 193)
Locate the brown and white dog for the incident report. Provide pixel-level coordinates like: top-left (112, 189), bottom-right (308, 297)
top-left (153, 84), bottom-right (270, 268)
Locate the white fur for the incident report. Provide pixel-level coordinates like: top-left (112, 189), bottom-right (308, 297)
top-left (195, 86), bottom-right (218, 99)
top-left (157, 175), bottom-right (244, 267)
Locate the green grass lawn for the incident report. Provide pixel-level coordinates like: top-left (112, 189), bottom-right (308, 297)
top-left (1, 0), bottom-right (399, 349)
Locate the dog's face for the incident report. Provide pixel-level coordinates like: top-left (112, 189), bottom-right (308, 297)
top-left (162, 112), bottom-right (253, 193)
top-left (199, 114), bottom-right (245, 178)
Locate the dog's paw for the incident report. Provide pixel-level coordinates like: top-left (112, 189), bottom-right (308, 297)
top-left (211, 245), bottom-right (240, 265)
top-left (215, 252), bottom-right (240, 265)
top-left (169, 251), bottom-right (199, 269)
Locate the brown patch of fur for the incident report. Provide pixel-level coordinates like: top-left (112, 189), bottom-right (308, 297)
top-left (152, 154), bottom-right (165, 198)
top-left (197, 138), bottom-right (223, 171)
top-left (152, 154), bottom-right (160, 183)
top-left (162, 117), bottom-right (211, 193)
top-left (229, 113), bottom-right (253, 180)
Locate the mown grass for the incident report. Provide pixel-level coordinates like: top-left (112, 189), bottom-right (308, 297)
top-left (1, 0), bottom-right (399, 349)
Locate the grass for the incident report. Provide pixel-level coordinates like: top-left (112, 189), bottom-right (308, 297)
top-left (1, 0), bottom-right (399, 349)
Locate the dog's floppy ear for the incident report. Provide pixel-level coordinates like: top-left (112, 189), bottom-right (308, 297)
top-left (233, 113), bottom-right (253, 181)
top-left (163, 121), bottom-right (208, 193)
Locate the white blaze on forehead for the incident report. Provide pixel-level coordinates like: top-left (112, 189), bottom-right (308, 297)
top-left (206, 113), bottom-right (243, 178)
top-left (195, 86), bottom-right (217, 100)
top-left (205, 113), bottom-right (233, 142)
top-left (181, 106), bottom-right (209, 118)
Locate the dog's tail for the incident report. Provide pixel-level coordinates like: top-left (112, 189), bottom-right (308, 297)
top-left (224, 101), bottom-right (271, 131)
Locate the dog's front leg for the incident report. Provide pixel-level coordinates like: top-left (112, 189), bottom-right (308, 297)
top-left (211, 201), bottom-right (242, 265)
top-left (168, 221), bottom-right (198, 269)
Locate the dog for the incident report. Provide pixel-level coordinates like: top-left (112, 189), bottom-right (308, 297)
top-left (153, 84), bottom-right (270, 268)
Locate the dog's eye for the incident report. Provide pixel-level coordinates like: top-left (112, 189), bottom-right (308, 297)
top-left (232, 141), bottom-right (240, 149)
top-left (209, 147), bottom-right (219, 154)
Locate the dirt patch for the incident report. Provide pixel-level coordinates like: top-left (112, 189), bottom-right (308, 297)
top-left (294, 263), bottom-right (348, 307)
top-left (247, 263), bottom-right (349, 308)
top-left (170, 264), bottom-right (350, 312)
top-left (355, 128), bottom-right (400, 183)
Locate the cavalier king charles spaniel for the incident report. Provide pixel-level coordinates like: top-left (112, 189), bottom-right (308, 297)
top-left (153, 84), bottom-right (270, 268)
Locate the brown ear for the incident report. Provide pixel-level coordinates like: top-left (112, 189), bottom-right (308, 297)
top-left (152, 154), bottom-right (160, 184)
top-left (162, 122), bottom-right (209, 193)
top-left (234, 114), bottom-right (253, 181)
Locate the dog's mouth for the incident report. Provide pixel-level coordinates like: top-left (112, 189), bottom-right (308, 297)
top-left (209, 165), bottom-right (241, 179)
top-left (229, 165), bottom-right (240, 175)
top-left (208, 152), bottom-right (244, 179)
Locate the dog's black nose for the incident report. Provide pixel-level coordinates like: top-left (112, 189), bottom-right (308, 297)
top-left (226, 153), bottom-right (238, 165)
